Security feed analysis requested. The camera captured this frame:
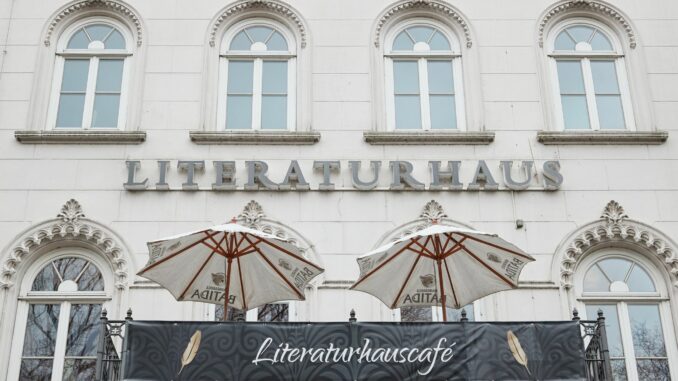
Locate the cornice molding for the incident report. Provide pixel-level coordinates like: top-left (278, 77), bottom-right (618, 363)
top-left (44, 0), bottom-right (143, 47)
top-left (189, 131), bottom-right (319, 145)
top-left (209, 0), bottom-right (307, 48)
top-left (559, 200), bottom-right (678, 289)
top-left (536, 130), bottom-right (668, 145)
top-left (15, 130), bottom-right (146, 145)
top-left (364, 131), bottom-right (494, 145)
top-left (374, 0), bottom-right (472, 48)
top-left (538, 0), bottom-right (636, 48)
top-left (1, 199), bottom-right (130, 290)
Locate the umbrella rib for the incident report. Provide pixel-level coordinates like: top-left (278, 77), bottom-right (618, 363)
top-left (138, 231), bottom-right (221, 274)
top-left (237, 255), bottom-right (247, 310)
top-left (258, 237), bottom-right (324, 271)
top-left (441, 237), bottom-right (468, 259)
top-left (458, 245), bottom-right (516, 288)
top-left (442, 259), bottom-right (460, 308)
top-left (391, 253), bottom-right (423, 309)
top-left (179, 250), bottom-right (217, 300)
top-left (410, 239), bottom-right (436, 258)
top-left (457, 233), bottom-right (532, 260)
top-left (350, 237), bottom-right (421, 289)
top-left (242, 234), bottom-right (304, 299)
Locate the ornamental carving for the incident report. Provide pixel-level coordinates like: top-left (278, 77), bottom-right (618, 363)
top-left (538, 0), bottom-right (636, 48)
top-left (374, 0), bottom-right (473, 48)
top-left (209, 0), bottom-right (307, 47)
top-left (559, 200), bottom-right (678, 289)
top-left (1, 199), bottom-right (130, 289)
top-left (44, 0), bottom-right (143, 47)
top-left (420, 199), bottom-right (448, 223)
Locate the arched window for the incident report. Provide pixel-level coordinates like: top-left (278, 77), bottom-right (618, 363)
top-left (12, 254), bottom-right (108, 380)
top-left (218, 21), bottom-right (296, 130)
top-left (385, 21), bottom-right (465, 130)
top-left (577, 252), bottom-right (677, 380)
top-left (48, 20), bottom-right (132, 130)
top-left (214, 302), bottom-right (293, 322)
top-left (548, 21), bottom-right (634, 130)
top-left (399, 305), bottom-right (474, 322)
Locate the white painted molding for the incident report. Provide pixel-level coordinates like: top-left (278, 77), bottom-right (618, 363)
top-left (364, 131), bottom-right (494, 145)
top-left (0, 200), bottom-right (131, 290)
top-left (374, 0), bottom-right (472, 48)
top-left (44, 0), bottom-right (143, 47)
top-left (537, 131), bottom-right (668, 145)
top-left (209, 0), bottom-right (307, 48)
top-left (190, 131), bottom-right (319, 145)
top-left (538, 0), bottom-right (636, 48)
top-left (558, 200), bottom-right (678, 289)
top-left (15, 130), bottom-right (146, 144)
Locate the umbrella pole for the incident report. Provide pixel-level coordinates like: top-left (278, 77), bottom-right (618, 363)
top-left (437, 259), bottom-right (447, 322)
top-left (224, 256), bottom-right (233, 322)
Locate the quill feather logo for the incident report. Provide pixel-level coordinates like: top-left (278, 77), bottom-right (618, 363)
top-left (507, 330), bottom-right (531, 377)
top-left (178, 330), bottom-right (201, 375)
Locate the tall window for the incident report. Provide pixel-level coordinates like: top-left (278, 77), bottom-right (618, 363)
top-left (17, 256), bottom-right (106, 381)
top-left (385, 22), bottom-right (465, 130)
top-left (580, 255), bottom-right (676, 380)
top-left (218, 21), bottom-right (296, 130)
top-left (549, 22), bottom-right (633, 130)
top-left (214, 303), bottom-right (291, 322)
top-left (49, 21), bottom-right (131, 129)
top-left (400, 304), bottom-right (474, 322)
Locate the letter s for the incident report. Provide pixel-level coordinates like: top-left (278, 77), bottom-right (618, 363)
top-left (543, 161), bottom-right (563, 190)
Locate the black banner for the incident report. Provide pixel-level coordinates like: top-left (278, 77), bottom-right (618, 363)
top-left (121, 321), bottom-right (587, 380)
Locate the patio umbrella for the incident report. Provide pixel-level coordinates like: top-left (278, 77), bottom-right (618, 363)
top-left (350, 224), bottom-right (534, 321)
top-left (137, 222), bottom-right (324, 320)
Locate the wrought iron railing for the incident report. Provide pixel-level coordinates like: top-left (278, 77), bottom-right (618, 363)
top-left (95, 308), bottom-right (132, 381)
top-left (95, 308), bottom-right (613, 380)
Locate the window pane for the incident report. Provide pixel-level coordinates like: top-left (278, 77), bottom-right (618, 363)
top-left (407, 26), bottom-right (434, 43)
top-left (591, 61), bottom-right (620, 94)
top-left (556, 61), bottom-right (585, 94)
top-left (77, 263), bottom-right (104, 291)
top-left (393, 31), bottom-right (414, 51)
top-left (591, 31), bottom-right (613, 51)
top-left (584, 264), bottom-right (610, 292)
top-left (227, 61), bottom-right (254, 94)
top-left (401, 306), bottom-right (432, 322)
top-left (56, 94), bottom-right (86, 128)
top-left (92, 94), bottom-right (121, 128)
top-left (597, 95), bottom-right (625, 129)
top-left (567, 25), bottom-right (594, 43)
top-left (598, 259), bottom-right (631, 283)
top-left (261, 95), bottom-right (287, 129)
top-left (393, 61), bottom-right (419, 94)
top-left (394, 95), bottom-right (421, 129)
top-left (430, 95), bottom-right (456, 129)
top-left (104, 29), bottom-right (125, 49)
top-left (22, 304), bottom-right (61, 356)
top-left (554, 31), bottom-right (575, 50)
top-left (66, 304), bottom-right (102, 356)
top-left (67, 30), bottom-right (89, 49)
top-left (62, 359), bottom-right (96, 381)
top-left (267, 32), bottom-right (288, 51)
top-left (84, 24), bottom-right (112, 42)
top-left (20, 359), bottom-right (53, 381)
top-left (627, 265), bottom-right (655, 292)
top-left (215, 305), bottom-right (246, 321)
top-left (427, 61), bottom-right (454, 94)
top-left (262, 61), bottom-right (287, 94)
top-left (429, 31), bottom-right (451, 50)
top-left (628, 304), bottom-right (667, 357)
top-left (586, 304), bottom-right (624, 357)
top-left (54, 258), bottom-right (89, 283)
top-left (258, 303), bottom-right (289, 322)
top-left (96, 60), bottom-right (123, 92)
top-left (32, 264), bottom-right (61, 291)
top-left (611, 359), bottom-right (628, 381)
top-left (61, 60), bottom-right (90, 92)
top-left (561, 95), bottom-right (590, 129)
top-left (246, 26), bottom-right (273, 43)
top-left (230, 31), bottom-right (251, 50)
top-left (636, 360), bottom-right (670, 381)
top-left (226, 95), bottom-right (252, 129)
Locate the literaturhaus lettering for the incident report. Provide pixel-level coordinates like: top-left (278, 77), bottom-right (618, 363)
top-left (124, 159), bottom-right (563, 191)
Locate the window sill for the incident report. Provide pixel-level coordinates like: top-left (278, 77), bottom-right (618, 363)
top-left (536, 130), bottom-right (668, 145)
top-left (363, 131), bottom-right (495, 145)
top-left (189, 131), bottom-right (320, 145)
top-left (14, 130), bottom-right (146, 144)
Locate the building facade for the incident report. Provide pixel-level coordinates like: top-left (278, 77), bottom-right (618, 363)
top-left (0, 0), bottom-right (677, 379)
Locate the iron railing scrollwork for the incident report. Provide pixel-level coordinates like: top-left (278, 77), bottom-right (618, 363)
top-left (573, 308), bottom-right (614, 380)
top-left (95, 308), bottom-right (132, 381)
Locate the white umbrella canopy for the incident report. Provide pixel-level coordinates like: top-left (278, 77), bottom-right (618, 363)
top-left (137, 222), bottom-right (324, 319)
top-left (350, 224), bottom-right (534, 321)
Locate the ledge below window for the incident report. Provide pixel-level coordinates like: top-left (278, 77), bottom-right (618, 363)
top-left (363, 131), bottom-right (495, 145)
top-left (190, 131), bottom-right (320, 145)
top-left (537, 130), bottom-right (668, 145)
top-left (15, 130), bottom-right (146, 144)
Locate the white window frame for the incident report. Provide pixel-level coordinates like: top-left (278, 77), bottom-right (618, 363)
top-left (547, 19), bottom-right (635, 131)
top-left (46, 17), bottom-right (133, 131)
top-left (384, 19), bottom-right (466, 131)
top-left (6, 249), bottom-right (114, 381)
top-left (209, 301), bottom-right (296, 322)
top-left (575, 250), bottom-right (678, 381)
top-left (217, 19), bottom-right (297, 131)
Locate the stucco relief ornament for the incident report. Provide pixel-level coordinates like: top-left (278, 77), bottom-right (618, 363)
top-left (44, 0), bottom-right (143, 47)
top-left (238, 200), bottom-right (266, 228)
top-left (57, 199), bottom-right (86, 227)
top-left (559, 200), bottom-right (678, 289)
top-left (395, 200), bottom-right (448, 240)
